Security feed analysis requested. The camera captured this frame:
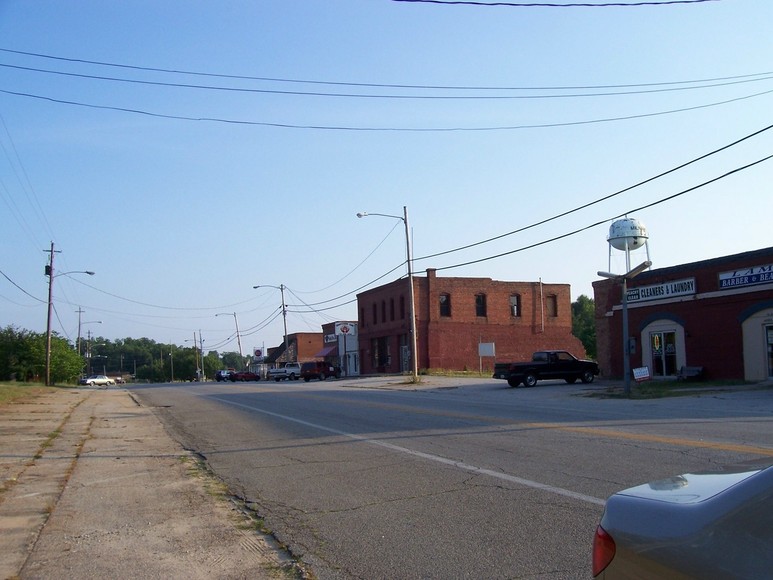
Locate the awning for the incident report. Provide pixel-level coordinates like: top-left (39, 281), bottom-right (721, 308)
top-left (314, 345), bottom-right (338, 358)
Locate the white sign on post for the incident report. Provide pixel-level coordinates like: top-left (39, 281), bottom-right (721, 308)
top-left (478, 343), bottom-right (495, 357)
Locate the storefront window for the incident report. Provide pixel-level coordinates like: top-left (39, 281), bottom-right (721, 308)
top-left (767, 325), bottom-right (773, 378)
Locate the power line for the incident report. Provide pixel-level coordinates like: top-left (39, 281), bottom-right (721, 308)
top-left (416, 121), bottom-right (773, 262)
top-left (392, 0), bottom-right (719, 6)
top-left (4, 62), bottom-right (770, 100)
top-left (433, 153), bottom-right (773, 272)
top-left (0, 267), bottom-right (45, 302)
top-left (2, 86), bottom-right (770, 132)
top-left (1, 46), bottom-right (759, 92)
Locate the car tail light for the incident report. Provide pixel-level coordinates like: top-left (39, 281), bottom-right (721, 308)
top-left (592, 525), bottom-right (616, 577)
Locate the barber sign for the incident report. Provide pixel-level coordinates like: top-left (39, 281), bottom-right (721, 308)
top-left (335, 322), bottom-right (356, 336)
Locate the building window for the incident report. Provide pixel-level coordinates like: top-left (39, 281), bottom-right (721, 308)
top-left (400, 295), bottom-right (406, 319)
top-left (390, 298), bottom-right (395, 321)
top-left (372, 303), bottom-right (378, 325)
top-left (475, 294), bottom-right (487, 317)
top-left (360, 307), bottom-right (365, 328)
top-left (546, 295), bottom-right (558, 317)
top-left (382, 300), bottom-right (386, 323)
top-left (510, 294), bottom-right (521, 317)
top-left (439, 293), bottom-right (452, 317)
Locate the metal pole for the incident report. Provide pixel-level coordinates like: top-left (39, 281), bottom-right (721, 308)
top-left (199, 330), bottom-right (205, 381)
top-left (233, 312), bottom-right (244, 367)
top-left (280, 284), bottom-right (289, 361)
top-left (622, 277), bottom-right (631, 396)
top-left (403, 206), bottom-right (418, 381)
top-left (45, 242), bottom-right (56, 385)
top-left (76, 307), bottom-right (84, 356)
top-left (193, 331), bottom-right (200, 380)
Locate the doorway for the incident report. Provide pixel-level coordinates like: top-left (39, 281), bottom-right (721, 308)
top-left (650, 330), bottom-right (678, 377)
top-left (767, 325), bottom-right (773, 379)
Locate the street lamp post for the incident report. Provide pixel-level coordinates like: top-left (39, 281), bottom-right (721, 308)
top-left (598, 260), bottom-right (652, 396)
top-left (216, 312), bottom-right (243, 368)
top-left (253, 284), bottom-right (289, 361)
top-left (77, 318), bottom-right (102, 356)
top-left (356, 206), bottom-right (418, 381)
top-left (44, 241), bottom-right (94, 385)
top-left (185, 332), bottom-right (205, 381)
top-left (86, 336), bottom-right (106, 376)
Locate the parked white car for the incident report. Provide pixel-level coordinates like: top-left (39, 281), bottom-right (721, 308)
top-left (267, 362), bottom-right (302, 381)
top-left (78, 375), bottom-right (115, 387)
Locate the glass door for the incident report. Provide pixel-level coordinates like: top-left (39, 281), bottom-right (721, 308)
top-left (651, 331), bottom-right (678, 377)
top-left (767, 325), bottom-right (773, 379)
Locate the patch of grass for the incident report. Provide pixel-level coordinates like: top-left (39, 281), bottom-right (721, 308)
top-left (34, 429), bottom-right (62, 459)
top-left (422, 368), bottom-right (489, 379)
top-left (0, 382), bottom-right (60, 405)
top-left (586, 380), bottom-right (761, 399)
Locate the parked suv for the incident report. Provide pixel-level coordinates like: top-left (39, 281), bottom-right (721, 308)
top-left (301, 361), bottom-right (341, 382)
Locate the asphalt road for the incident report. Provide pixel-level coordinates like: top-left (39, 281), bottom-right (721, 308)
top-left (129, 377), bottom-right (773, 579)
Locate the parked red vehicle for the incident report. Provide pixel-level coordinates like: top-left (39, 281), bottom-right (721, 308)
top-left (301, 361), bottom-right (341, 382)
top-left (230, 371), bottom-right (260, 382)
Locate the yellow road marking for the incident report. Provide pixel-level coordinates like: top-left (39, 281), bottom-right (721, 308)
top-left (273, 392), bottom-right (773, 457)
top-left (528, 423), bottom-right (773, 457)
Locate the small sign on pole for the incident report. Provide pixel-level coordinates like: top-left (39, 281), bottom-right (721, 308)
top-left (478, 343), bottom-right (495, 357)
top-left (478, 342), bottom-right (495, 374)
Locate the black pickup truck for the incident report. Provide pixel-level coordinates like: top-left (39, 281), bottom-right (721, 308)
top-left (493, 350), bottom-right (600, 388)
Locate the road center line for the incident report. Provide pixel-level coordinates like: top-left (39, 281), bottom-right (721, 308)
top-left (213, 396), bottom-right (606, 507)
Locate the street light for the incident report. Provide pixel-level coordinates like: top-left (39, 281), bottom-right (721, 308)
top-left (598, 260), bottom-right (652, 396)
top-left (253, 285), bottom-right (288, 361)
top-left (44, 241), bottom-right (94, 385)
top-left (77, 319), bottom-right (102, 356)
top-left (216, 312), bottom-right (243, 368)
top-left (86, 339), bottom-right (106, 376)
top-left (185, 331), bottom-right (205, 381)
top-left (356, 206), bottom-right (418, 381)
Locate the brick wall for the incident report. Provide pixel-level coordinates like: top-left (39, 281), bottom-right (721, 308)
top-left (594, 246), bottom-right (773, 380)
top-left (357, 270), bottom-right (586, 374)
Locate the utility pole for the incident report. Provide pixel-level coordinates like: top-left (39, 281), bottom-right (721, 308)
top-left (76, 307), bottom-right (85, 356)
top-left (44, 241), bottom-right (61, 386)
top-left (199, 330), bottom-right (205, 381)
top-left (280, 285), bottom-right (288, 361)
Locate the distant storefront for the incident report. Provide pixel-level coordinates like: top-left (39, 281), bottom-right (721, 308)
top-left (593, 246), bottom-right (773, 382)
top-left (318, 321), bottom-right (359, 377)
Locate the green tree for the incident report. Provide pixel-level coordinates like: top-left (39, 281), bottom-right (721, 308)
top-left (203, 351), bottom-right (221, 380)
top-left (0, 325), bottom-right (82, 383)
top-left (221, 351), bottom-right (244, 370)
top-left (572, 295), bottom-right (596, 359)
top-left (48, 333), bottom-right (84, 383)
top-left (0, 325), bottom-right (38, 381)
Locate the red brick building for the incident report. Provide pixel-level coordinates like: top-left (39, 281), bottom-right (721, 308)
top-left (265, 332), bottom-right (323, 364)
top-left (593, 246), bottom-right (773, 382)
top-left (357, 268), bottom-right (586, 374)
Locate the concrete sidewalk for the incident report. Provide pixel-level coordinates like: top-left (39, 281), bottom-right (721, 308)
top-left (0, 387), bottom-right (298, 579)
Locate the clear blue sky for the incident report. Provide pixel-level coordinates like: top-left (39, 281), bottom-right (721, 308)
top-left (2, 0), bottom-right (772, 356)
